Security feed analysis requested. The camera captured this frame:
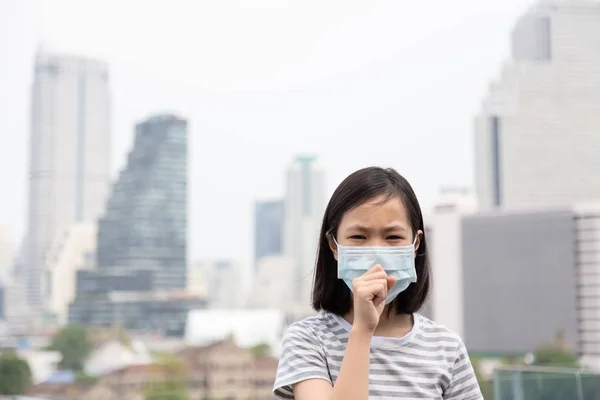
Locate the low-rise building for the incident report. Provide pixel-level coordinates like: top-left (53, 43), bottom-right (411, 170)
top-left (28, 336), bottom-right (278, 399)
top-left (27, 382), bottom-right (121, 400)
top-left (100, 336), bottom-right (277, 399)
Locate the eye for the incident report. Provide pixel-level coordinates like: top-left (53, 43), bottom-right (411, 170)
top-left (349, 235), bottom-right (366, 240)
top-left (386, 235), bottom-right (403, 241)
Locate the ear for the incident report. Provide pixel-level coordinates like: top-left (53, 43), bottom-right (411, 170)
top-left (327, 233), bottom-right (339, 261)
top-left (414, 229), bottom-right (423, 259)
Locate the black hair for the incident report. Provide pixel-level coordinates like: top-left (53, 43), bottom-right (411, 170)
top-left (311, 166), bottom-right (430, 316)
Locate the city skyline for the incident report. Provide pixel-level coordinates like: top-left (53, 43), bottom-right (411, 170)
top-left (0, 0), bottom-right (530, 267)
top-left (1, 2), bottom-right (600, 396)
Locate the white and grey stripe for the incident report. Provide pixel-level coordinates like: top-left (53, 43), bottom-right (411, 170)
top-left (273, 313), bottom-right (483, 399)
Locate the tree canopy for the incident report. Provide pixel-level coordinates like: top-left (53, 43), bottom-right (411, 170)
top-left (532, 330), bottom-right (579, 368)
top-left (248, 342), bottom-right (271, 358)
top-left (49, 324), bottom-right (92, 371)
top-left (0, 353), bottom-right (32, 395)
top-left (144, 355), bottom-right (190, 400)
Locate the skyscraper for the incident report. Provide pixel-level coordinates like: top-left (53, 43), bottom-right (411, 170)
top-left (254, 200), bottom-right (284, 270)
top-left (426, 200), bottom-right (600, 369)
top-left (474, 0), bottom-right (600, 210)
top-left (283, 156), bottom-right (326, 307)
top-left (69, 115), bottom-right (201, 336)
top-left (96, 114), bottom-right (187, 290)
top-left (24, 51), bottom-right (111, 310)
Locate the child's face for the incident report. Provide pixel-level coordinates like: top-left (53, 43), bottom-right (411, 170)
top-left (330, 195), bottom-right (421, 259)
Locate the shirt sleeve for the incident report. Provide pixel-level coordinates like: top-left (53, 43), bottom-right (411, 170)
top-left (443, 339), bottom-right (484, 400)
top-left (273, 322), bottom-right (332, 399)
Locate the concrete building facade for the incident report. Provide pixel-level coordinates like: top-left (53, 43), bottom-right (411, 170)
top-left (44, 223), bottom-right (97, 325)
top-left (24, 51), bottom-right (111, 311)
top-left (475, 0), bottom-right (600, 210)
top-left (428, 203), bottom-right (599, 367)
top-left (283, 156), bottom-right (326, 308)
top-left (254, 200), bottom-right (284, 271)
top-left (69, 115), bottom-right (199, 336)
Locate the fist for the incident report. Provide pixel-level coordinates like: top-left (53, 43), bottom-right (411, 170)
top-left (351, 265), bottom-right (397, 333)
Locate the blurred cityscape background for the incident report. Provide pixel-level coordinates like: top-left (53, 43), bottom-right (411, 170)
top-left (1, 0), bottom-right (600, 399)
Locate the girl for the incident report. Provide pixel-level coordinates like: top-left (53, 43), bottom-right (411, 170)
top-left (273, 167), bottom-right (483, 400)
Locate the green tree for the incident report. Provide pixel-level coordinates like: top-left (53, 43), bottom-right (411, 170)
top-left (49, 325), bottom-right (92, 371)
top-left (75, 371), bottom-right (99, 385)
top-left (533, 331), bottom-right (579, 368)
top-left (249, 342), bottom-right (271, 358)
top-left (144, 355), bottom-right (190, 400)
top-left (0, 353), bottom-right (32, 395)
top-left (533, 345), bottom-right (579, 368)
top-left (145, 382), bottom-right (189, 400)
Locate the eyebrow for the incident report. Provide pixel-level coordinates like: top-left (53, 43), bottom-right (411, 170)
top-left (345, 224), bottom-right (408, 233)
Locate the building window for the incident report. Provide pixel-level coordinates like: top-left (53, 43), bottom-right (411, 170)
top-left (40, 63), bottom-right (60, 75)
top-left (537, 16), bottom-right (552, 61)
top-left (490, 116), bottom-right (502, 207)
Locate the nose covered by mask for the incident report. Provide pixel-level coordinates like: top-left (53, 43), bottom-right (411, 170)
top-left (335, 236), bottom-right (418, 304)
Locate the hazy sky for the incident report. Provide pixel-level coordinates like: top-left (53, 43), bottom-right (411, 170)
top-left (0, 0), bottom-right (530, 266)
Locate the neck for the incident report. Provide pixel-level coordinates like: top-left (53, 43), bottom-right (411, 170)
top-left (343, 306), bottom-right (414, 337)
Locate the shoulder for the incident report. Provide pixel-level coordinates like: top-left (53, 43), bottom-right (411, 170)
top-left (416, 314), bottom-right (463, 340)
top-left (281, 313), bottom-right (334, 345)
top-left (414, 314), bottom-right (465, 350)
top-left (274, 314), bottom-right (334, 398)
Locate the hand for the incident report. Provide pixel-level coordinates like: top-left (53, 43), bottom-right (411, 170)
top-left (351, 265), bottom-right (397, 334)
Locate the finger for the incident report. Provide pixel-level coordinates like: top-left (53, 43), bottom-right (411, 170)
top-left (355, 277), bottom-right (387, 289)
top-left (361, 271), bottom-right (388, 282)
top-left (365, 264), bottom-right (385, 275)
top-left (353, 278), bottom-right (387, 294)
top-left (386, 276), bottom-right (397, 289)
top-left (367, 282), bottom-right (388, 307)
top-left (361, 281), bottom-right (388, 301)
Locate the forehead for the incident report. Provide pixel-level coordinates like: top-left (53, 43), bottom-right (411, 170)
top-left (339, 195), bottom-right (409, 229)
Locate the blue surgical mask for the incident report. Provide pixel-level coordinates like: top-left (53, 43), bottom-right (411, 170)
top-left (334, 236), bottom-right (418, 304)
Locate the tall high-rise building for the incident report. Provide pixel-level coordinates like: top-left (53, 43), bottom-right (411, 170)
top-left (96, 114), bottom-right (187, 290)
top-left (69, 115), bottom-right (202, 336)
top-left (573, 203), bottom-right (600, 370)
top-left (254, 200), bottom-right (284, 270)
top-left (283, 156), bottom-right (326, 307)
top-left (475, 0), bottom-right (600, 210)
top-left (427, 200), bottom-right (600, 370)
top-left (24, 51), bottom-right (111, 310)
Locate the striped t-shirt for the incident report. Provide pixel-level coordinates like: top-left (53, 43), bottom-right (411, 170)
top-left (273, 312), bottom-right (483, 399)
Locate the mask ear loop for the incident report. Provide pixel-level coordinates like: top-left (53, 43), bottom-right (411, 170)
top-left (326, 231), bottom-right (340, 248)
top-left (332, 236), bottom-right (340, 247)
top-left (327, 232), bottom-right (343, 279)
top-left (413, 230), bottom-right (427, 258)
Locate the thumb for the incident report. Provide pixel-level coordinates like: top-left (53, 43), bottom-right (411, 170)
top-left (386, 276), bottom-right (396, 290)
